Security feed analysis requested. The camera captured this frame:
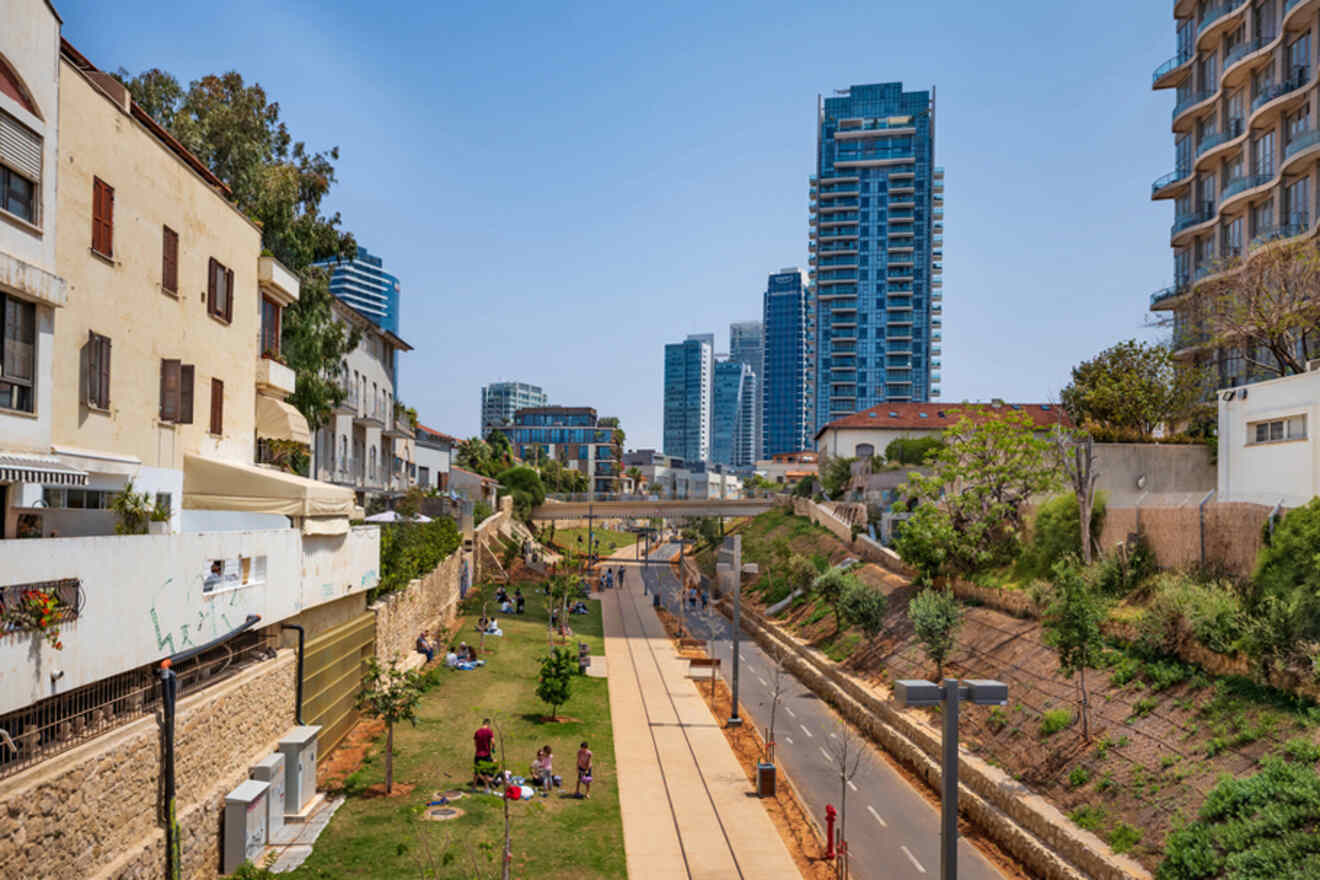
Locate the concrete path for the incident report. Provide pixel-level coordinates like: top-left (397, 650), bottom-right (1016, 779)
top-left (602, 572), bottom-right (802, 880)
top-left (640, 543), bottom-right (1005, 880)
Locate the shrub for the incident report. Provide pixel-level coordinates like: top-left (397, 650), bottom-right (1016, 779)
top-left (1133, 572), bottom-right (1245, 657)
top-left (1250, 499), bottom-right (1320, 658)
top-left (496, 465), bottom-right (546, 522)
top-left (839, 580), bottom-right (888, 642)
top-left (1022, 493), bottom-right (1107, 579)
top-left (1281, 737), bottom-right (1320, 764)
top-left (472, 500), bottom-right (494, 525)
top-left (1068, 804), bottom-right (1106, 831)
top-left (1108, 823), bottom-right (1142, 854)
top-left (1091, 531), bottom-right (1156, 597)
top-left (885, 436), bottom-right (945, 466)
top-left (374, 517), bottom-right (461, 600)
top-left (908, 588), bottom-right (964, 680)
top-left (1040, 708), bottom-right (1075, 736)
top-left (893, 503), bottom-right (956, 586)
top-left (1068, 765), bottom-right (1091, 788)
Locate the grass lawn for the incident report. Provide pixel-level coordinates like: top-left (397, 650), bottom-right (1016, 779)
top-left (552, 527), bottom-right (638, 556)
top-left (284, 581), bottom-right (625, 880)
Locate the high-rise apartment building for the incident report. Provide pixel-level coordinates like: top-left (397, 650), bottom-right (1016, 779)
top-left (480, 381), bottom-right (548, 435)
top-left (729, 320), bottom-right (764, 459)
top-left (810, 82), bottom-right (943, 431)
top-left (1150, 2), bottom-right (1318, 386)
top-left (493, 406), bottom-right (620, 497)
top-left (663, 336), bottom-right (713, 464)
top-left (312, 246), bottom-right (401, 335)
top-left (712, 359), bottom-right (757, 467)
top-left (762, 269), bottom-right (813, 457)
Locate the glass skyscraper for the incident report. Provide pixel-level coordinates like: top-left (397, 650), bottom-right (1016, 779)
top-left (663, 336), bottom-right (713, 464)
top-left (312, 246), bottom-right (402, 335)
top-left (729, 320), bottom-right (764, 460)
top-left (810, 82), bottom-right (943, 431)
top-left (762, 269), bottom-right (813, 457)
top-left (480, 381), bottom-right (548, 435)
top-left (711, 359), bottom-right (757, 468)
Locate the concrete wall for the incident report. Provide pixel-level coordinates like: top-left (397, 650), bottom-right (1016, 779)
top-left (0, 525), bottom-right (379, 715)
top-left (1093, 442), bottom-right (1215, 505)
top-left (1218, 370), bottom-right (1320, 507)
top-left (0, 650), bottom-right (296, 880)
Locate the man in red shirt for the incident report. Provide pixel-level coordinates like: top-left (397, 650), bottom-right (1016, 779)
top-left (473, 718), bottom-right (496, 790)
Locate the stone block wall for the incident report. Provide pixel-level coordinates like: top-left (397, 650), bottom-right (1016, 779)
top-left (0, 651), bottom-right (296, 880)
top-left (372, 550), bottom-right (466, 664)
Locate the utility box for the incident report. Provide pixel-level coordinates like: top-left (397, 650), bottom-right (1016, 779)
top-left (223, 779), bottom-right (269, 873)
top-left (756, 762), bottom-right (777, 798)
top-left (250, 752), bottom-right (287, 842)
top-left (278, 724), bottom-right (321, 815)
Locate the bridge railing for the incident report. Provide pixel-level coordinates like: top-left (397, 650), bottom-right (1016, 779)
top-left (543, 490), bottom-right (782, 503)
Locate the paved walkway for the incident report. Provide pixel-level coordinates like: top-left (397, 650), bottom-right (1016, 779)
top-left (602, 577), bottom-right (802, 880)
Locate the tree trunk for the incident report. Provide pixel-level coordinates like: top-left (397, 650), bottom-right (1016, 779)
top-left (385, 722), bottom-right (394, 794)
top-left (502, 785), bottom-right (513, 880)
top-left (1080, 667), bottom-right (1090, 741)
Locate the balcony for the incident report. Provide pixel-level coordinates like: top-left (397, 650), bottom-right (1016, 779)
top-left (1173, 89), bottom-right (1215, 121)
top-left (1220, 172), bottom-right (1273, 203)
top-left (1150, 281), bottom-right (1190, 310)
top-left (1152, 51), bottom-right (1194, 88)
top-left (1250, 216), bottom-right (1310, 250)
top-left (257, 255), bottom-right (300, 307)
top-left (1286, 127), bottom-right (1320, 159)
top-left (334, 386), bottom-right (358, 415)
top-left (1171, 202), bottom-right (1216, 236)
top-left (255, 356), bottom-right (296, 400)
top-left (355, 403), bottom-right (386, 428)
top-left (1198, 0), bottom-right (1246, 37)
top-left (1196, 119), bottom-right (1244, 158)
top-left (1251, 69), bottom-right (1309, 114)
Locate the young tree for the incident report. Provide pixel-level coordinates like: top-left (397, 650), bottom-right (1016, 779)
top-left (826, 722), bottom-right (866, 869)
top-left (785, 554), bottom-right (819, 595)
top-left (892, 502), bottom-right (956, 586)
top-left (819, 455), bottom-right (856, 499)
top-left (812, 566), bottom-right (858, 633)
top-left (536, 647), bottom-right (576, 720)
top-left (908, 588), bottom-right (964, 681)
top-left (839, 581), bottom-right (888, 646)
top-left (902, 409), bottom-right (1061, 577)
top-left (1040, 559), bottom-right (1107, 739)
top-left (765, 646), bottom-right (789, 762)
top-left (356, 657), bottom-right (423, 794)
top-left (1060, 339), bottom-right (1204, 439)
top-left (1054, 430), bottom-right (1101, 565)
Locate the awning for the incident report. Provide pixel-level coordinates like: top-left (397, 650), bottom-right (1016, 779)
top-left (183, 454), bottom-right (353, 518)
top-left (302, 516), bottom-right (349, 536)
top-left (256, 396), bottom-right (311, 446)
top-left (0, 452), bottom-right (88, 486)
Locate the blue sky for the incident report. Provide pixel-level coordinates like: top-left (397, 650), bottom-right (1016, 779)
top-left (58, 0), bottom-right (1177, 448)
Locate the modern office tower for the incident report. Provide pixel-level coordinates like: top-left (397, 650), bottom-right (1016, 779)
top-left (312, 246), bottom-right (402, 335)
top-left (762, 269), bottom-right (813, 456)
top-left (810, 82), bottom-right (943, 432)
top-left (1150, 3), bottom-right (1317, 387)
top-left (493, 406), bottom-right (621, 497)
top-left (712, 359), bottom-right (757, 467)
top-left (480, 381), bottom-right (548, 435)
top-left (663, 336), bottom-right (713, 464)
top-left (729, 320), bottom-right (764, 459)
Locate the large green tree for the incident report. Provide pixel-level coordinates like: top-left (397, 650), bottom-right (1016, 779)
top-left (1060, 339), bottom-right (1203, 439)
top-left (282, 270), bottom-right (362, 433)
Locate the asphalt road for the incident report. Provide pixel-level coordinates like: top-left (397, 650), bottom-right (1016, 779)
top-left (625, 543), bottom-right (1003, 880)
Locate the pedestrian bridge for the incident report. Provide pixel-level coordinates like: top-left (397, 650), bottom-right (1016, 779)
top-left (530, 497), bottom-right (779, 521)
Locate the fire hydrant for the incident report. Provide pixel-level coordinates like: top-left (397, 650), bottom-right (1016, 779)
top-left (825, 804), bottom-right (837, 859)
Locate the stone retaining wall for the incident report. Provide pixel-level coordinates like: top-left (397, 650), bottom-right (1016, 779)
top-left (372, 550), bottom-right (467, 665)
top-left (0, 651), bottom-right (296, 880)
top-left (725, 603), bottom-right (1150, 880)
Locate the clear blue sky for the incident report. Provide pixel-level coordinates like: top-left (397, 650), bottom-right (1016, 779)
top-left (58, 0), bottom-right (1176, 449)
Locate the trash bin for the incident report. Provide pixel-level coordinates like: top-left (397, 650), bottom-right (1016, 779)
top-left (756, 762), bottom-right (776, 798)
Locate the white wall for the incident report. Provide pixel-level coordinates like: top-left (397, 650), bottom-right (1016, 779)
top-left (0, 525), bottom-right (379, 714)
top-left (414, 442), bottom-right (450, 488)
top-left (816, 426), bottom-right (941, 459)
top-left (1219, 372), bottom-right (1320, 507)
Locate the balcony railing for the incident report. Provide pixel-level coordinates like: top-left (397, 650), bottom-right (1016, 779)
top-left (1152, 168), bottom-right (1190, 195)
top-left (1197, 119), bottom-right (1244, 156)
top-left (1150, 281), bottom-right (1190, 308)
top-left (1152, 50), bottom-right (1194, 85)
top-left (1224, 35), bottom-right (1271, 72)
top-left (1251, 69), bottom-right (1309, 113)
top-left (1198, 0), bottom-right (1246, 35)
top-left (1221, 173), bottom-right (1272, 201)
top-left (1172, 202), bottom-right (1216, 235)
top-left (1286, 127), bottom-right (1320, 158)
top-left (1173, 89), bottom-right (1215, 119)
top-left (1250, 215), bottom-right (1310, 249)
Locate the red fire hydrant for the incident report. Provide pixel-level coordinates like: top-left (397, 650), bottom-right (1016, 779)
top-left (825, 804), bottom-right (837, 859)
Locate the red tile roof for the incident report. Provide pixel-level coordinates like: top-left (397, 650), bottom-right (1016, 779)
top-left (416, 424), bottom-right (459, 444)
top-left (815, 402), bottom-right (1071, 438)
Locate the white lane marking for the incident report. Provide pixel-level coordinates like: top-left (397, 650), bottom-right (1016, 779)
top-left (847, 780), bottom-right (858, 792)
top-left (819, 746), bottom-right (833, 762)
top-left (901, 845), bottom-right (926, 874)
top-left (757, 676), bottom-right (769, 687)
top-left (867, 805), bottom-right (887, 828)
top-left (739, 653), bottom-right (747, 662)
top-left (828, 732), bottom-right (838, 739)
top-left (800, 724), bottom-right (813, 738)
top-left (784, 735), bottom-right (795, 745)
top-left (784, 706), bottom-right (797, 718)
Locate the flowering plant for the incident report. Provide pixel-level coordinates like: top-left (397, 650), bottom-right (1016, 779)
top-left (1, 589), bottom-right (66, 649)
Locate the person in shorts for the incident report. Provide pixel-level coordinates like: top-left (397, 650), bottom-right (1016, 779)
top-left (575, 740), bottom-right (593, 799)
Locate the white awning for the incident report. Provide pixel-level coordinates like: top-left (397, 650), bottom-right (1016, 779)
top-left (256, 396), bottom-right (311, 446)
top-left (183, 454), bottom-right (353, 518)
top-left (0, 452), bottom-right (88, 486)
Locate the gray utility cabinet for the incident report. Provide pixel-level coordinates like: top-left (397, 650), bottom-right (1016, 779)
top-left (278, 724), bottom-right (321, 815)
top-left (250, 752), bottom-right (287, 842)
top-left (223, 779), bottom-right (270, 873)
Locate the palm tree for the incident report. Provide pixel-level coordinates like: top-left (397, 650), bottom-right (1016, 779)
top-left (626, 466), bottom-right (642, 495)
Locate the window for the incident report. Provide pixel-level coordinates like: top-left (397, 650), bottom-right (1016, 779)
top-left (154, 493), bottom-right (172, 517)
top-left (1250, 415), bottom-right (1307, 444)
top-left (1288, 105), bottom-right (1312, 141)
top-left (1, 164), bottom-right (35, 223)
top-left (209, 378), bottom-right (224, 435)
top-left (1288, 177), bottom-right (1311, 226)
top-left (369, 446), bottom-right (377, 480)
top-left (1225, 216), bottom-right (1244, 255)
top-left (1254, 131), bottom-right (1275, 178)
top-left (84, 331), bottom-right (111, 410)
top-left (161, 226), bottom-right (179, 294)
top-left (1290, 32), bottom-right (1311, 80)
top-left (260, 297), bottom-right (281, 357)
top-left (158, 359), bottom-right (195, 423)
top-left (1, 293), bottom-right (35, 412)
top-left (91, 177), bottom-right (114, 257)
top-left (1253, 198), bottom-right (1275, 235)
top-left (207, 258), bottom-right (233, 322)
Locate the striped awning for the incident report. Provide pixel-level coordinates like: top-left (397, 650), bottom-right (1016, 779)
top-left (0, 453), bottom-right (88, 486)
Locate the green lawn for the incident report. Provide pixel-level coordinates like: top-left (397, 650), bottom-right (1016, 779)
top-left (284, 582), bottom-right (625, 880)
top-left (552, 527), bottom-right (638, 556)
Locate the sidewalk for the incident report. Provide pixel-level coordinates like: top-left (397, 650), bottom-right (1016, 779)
top-left (602, 578), bottom-right (802, 880)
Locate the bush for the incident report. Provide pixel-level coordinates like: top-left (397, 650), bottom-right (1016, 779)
top-left (472, 500), bottom-right (494, 525)
top-left (839, 580), bottom-right (888, 642)
top-left (893, 503), bottom-right (956, 586)
top-left (1091, 531), bottom-right (1156, 597)
top-left (1108, 823), bottom-right (1142, 854)
top-left (885, 436), bottom-right (944, 466)
top-left (1040, 708), bottom-right (1075, 736)
top-left (1281, 737), bottom-right (1320, 764)
top-left (1135, 572), bottom-right (1246, 657)
top-left (1021, 493), bottom-right (1107, 579)
top-left (496, 465), bottom-right (546, 522)
top-left (1251, 498), bottom-right (1320, 656)
top-left (1068, 765), bottom-right (1091, 788)
top-left (374, 517), bottom-right (461, 600)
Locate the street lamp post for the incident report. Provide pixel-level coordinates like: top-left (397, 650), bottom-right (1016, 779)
top-left (727, 534), bottom-right (742, 727)
top-left (894, 678), bottom-right (1008, 880)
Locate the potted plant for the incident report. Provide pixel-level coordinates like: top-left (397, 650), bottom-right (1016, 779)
top-left (148, 498), bottom-right (172, 535)
top-left (1, 588), bottom-right (67, 649)
top-left (110, 481), bottom-right (152, 535)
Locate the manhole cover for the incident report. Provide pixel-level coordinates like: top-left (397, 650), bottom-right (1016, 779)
top-left (424, 806), bottom-right (464, 821)
top-left (436, 789), bottom-right (465, 801)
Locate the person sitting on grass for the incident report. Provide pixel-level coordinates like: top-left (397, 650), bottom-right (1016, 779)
top-left (575, 740), bottom-right (593, 799)
top-left (515, 588), bottom-right (525, 614)
top-left (445, 645), bottom-right (459, 668)
top-left (416, 631), bottom-right (436, 663)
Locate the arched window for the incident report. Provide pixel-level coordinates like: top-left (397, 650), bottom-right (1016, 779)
top-left (854, 443), bottom-right (875, 459)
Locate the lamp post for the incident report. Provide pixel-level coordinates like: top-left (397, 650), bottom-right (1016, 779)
top-left (894, 678), bottom-right (1008, 880)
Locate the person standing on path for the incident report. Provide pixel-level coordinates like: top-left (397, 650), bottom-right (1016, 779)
top-left (473, 718), bottom-right (495, 790)
top-left (575, 740), bottom-right (594, 799)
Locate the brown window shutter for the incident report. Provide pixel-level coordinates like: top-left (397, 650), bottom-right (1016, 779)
top-left (91, 180), bottom-right (102, 252)
top-left (179, 364), bottom-right (194, 424)
top-left (92, 178), bottom-right (115, 256)
top-left (207, 258), bottom-right (217, 315)
top-left (162, 226), bottom-right (178, 293)
top-left (99, 335), bottom-right (111, 408)
top-left (160, 358), bottom-right (180, 421)
top-left (210, 378), bottom-right (223, 434)
top-left (83, 331), bottom-right (94, 406)
top-left (224, 268), bottom-right (233, 322)
top-left (105, 184), bottom-right (114, 256)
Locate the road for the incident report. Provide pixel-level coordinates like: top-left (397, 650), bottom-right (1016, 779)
top-left (627, 543), bottom-right (1003, 880)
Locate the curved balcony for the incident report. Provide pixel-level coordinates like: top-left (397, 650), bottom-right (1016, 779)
top-left (1170, 203), bottom-right (1217, 242)
top-left (1222, 36), bottom-right (1279, 92)
top-left (1285, 0), bottom-right (1320, 27)
top-left (1195, 119), bottom-right (1246, 168)
top-left (1172, 89), bottom-right (1216, 125)
top-left (1152, 167), bottom-right (1194, 199)
top-left (1248, 68), bottom-right (1312, 121)
top-left (1196, 0), bottom-right (1247, 49)
top-left (1150, 281), bottom-right (1192, 311)
top-left (1250, 216), bottom-right (1310, 251)
top-left (1152, 51), bottom-right (1194, 89)
top-left (1218, 172), bottom-right (1274, 213)
top-left (1285, 127), bottom-right (1320, 163)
